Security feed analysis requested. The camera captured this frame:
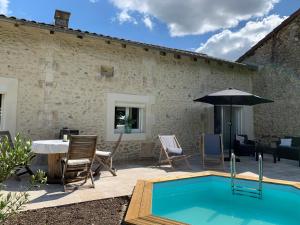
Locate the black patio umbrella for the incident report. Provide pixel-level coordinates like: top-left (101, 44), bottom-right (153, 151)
top-left (194, 88), bottom-right (273, 161)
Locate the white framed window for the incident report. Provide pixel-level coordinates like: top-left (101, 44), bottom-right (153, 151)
top-left (106, 93), bottom-right (154, 141)
top-left (114, 106), bottom-right (144, 133)
top-left (0, 77), bottom-right (18, 137)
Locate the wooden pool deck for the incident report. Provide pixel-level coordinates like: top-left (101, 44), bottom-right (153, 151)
top-left (124, 170), bottom-right (300, 225)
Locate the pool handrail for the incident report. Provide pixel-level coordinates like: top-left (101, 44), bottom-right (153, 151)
top-left (231, 153), bottom-right (263, 199)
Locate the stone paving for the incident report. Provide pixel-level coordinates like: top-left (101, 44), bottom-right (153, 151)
top-left (3, 154), bottom-right (300, 210)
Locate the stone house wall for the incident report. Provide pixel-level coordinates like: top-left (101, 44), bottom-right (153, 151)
top-left (240, 14), bottom-right (300, 138)
top-left (0, 20), bottom-right (254, 162)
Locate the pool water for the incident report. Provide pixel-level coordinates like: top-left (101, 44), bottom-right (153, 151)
top-left (152, 176), bottom-right (300, 225)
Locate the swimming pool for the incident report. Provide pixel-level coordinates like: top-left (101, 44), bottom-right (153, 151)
top-left (125, 172), bottom-right (300, 225)
top-left (153, 176), bottom-right (300, 225)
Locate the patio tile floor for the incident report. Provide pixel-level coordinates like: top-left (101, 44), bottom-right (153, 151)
top-left (3, 154), bottom-right (300, 210)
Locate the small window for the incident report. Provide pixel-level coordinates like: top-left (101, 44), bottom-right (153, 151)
top-left (114, 106), bottom-right (142, 133)
top-left (101, 65), bottom-right (114, 77)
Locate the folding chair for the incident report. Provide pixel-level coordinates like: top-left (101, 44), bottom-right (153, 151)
top-left (93, 133), bottom-right (123, 176)
top-left (158, 135), bottom-right (191, 169)
top-left (200, 133), bottom-right (225, 170)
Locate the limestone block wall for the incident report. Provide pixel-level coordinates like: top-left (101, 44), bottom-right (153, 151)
top-left (241, 15), bottom-right (300, 138)
top-left (0, 21), bottom-right (254, 161)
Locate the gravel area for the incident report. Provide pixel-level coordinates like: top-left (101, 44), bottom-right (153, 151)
top-left (3, 196), bottom-right (129, 225)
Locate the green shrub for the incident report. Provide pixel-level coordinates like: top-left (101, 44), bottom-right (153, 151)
top-left (0, 134), bottom-right (46, 221)
top-left (30, 170), bottom-right (47, 186)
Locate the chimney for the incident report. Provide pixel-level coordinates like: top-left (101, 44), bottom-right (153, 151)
top-left (54, 10), bottom-right (71, 28)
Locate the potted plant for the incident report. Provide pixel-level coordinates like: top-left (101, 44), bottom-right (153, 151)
top-left (124, 116), bottom-right (135, 134)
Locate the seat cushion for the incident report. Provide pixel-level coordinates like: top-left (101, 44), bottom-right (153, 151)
top-left (61, 157), bottom-right (91, 166)
top-left (236, 135), bottom-right (245, 144)
top-left (280, 139), bottom-right (292, 147)
top-left (167, 147), bottom-right (183, 154)
top-left (96, 150), bottom-right (111, 157)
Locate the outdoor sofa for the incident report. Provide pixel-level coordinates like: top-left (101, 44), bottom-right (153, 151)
top-left (274, 137), bottom-right (300, 167)
top-left (234, 134), bottom-right (256, 157)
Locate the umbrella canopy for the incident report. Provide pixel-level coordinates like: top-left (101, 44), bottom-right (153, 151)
top-left (194, 88), bottom-right (273, 161)
top-left (194, 88), bottom-right (273, 105)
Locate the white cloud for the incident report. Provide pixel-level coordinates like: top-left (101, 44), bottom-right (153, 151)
top-left (117, 10), bottom-right (137, 24)
top-left (143, 16), bottom-right (153, 30)
top-left (109, 0), bottom-right (279, 36)
top-left (0, 0), bottom-right (9, 15)
top-left (89, 0), bottom-right (99, 3)
top-left (196, 15), bottom-right (286, 61)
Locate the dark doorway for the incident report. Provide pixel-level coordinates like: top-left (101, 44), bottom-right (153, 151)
top-left (214, 105), bottom-right (242, 150)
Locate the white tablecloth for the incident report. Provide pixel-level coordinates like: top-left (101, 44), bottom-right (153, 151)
top-left (32, 140), bottom-right (69, 154)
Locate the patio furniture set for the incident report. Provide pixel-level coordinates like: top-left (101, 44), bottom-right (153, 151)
top-left (1, 128), bottom-right (299, 192)
top-left (158, 132), bottom-right (300, 171)
top-left (1, 129), bottom-right (227, 190)
top-left (234, 134), bottom-right (300, 166)
top-left (0, 130), bottom-right (122, 191)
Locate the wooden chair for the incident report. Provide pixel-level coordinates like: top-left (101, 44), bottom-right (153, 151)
top-left (158, 135), bottom-right (191, 169)
top-left (93, 133), bottom-right (123, 176)
top-left (61, 135), bottom-right (97, 191)
top-left (200, 133), bottom-right (225, 170)
top-left (0, 131), bottom-right (34, 177)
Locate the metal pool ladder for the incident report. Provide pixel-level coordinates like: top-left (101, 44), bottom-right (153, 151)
top-left (230, 153), bottom-right (263, 199)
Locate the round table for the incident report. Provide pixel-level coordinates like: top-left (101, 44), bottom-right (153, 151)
top-left (32, 140), bottom-right (69, 183)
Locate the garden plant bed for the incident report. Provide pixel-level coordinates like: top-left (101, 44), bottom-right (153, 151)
top-left (3, 196), bottom-right (129, 225)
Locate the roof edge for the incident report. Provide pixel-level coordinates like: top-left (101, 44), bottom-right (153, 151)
top-left (237, 7), bottom-right (300, 63)
top-left (0, 14), bottom-right (256, 71)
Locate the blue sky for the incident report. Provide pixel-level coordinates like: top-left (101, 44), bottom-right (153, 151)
top-left (1, 0), bottom-right (300, 60)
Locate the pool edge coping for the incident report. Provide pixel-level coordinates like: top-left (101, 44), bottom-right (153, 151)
top-left (124, 171), bottom-right (300, 225)
top-left (149, 171), bottom-right (300, 189)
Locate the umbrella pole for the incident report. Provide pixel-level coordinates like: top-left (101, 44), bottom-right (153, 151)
top-left (229, 104), bottom-right (232, 158)
top-left (224, 102), bottom-right (240, 162)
